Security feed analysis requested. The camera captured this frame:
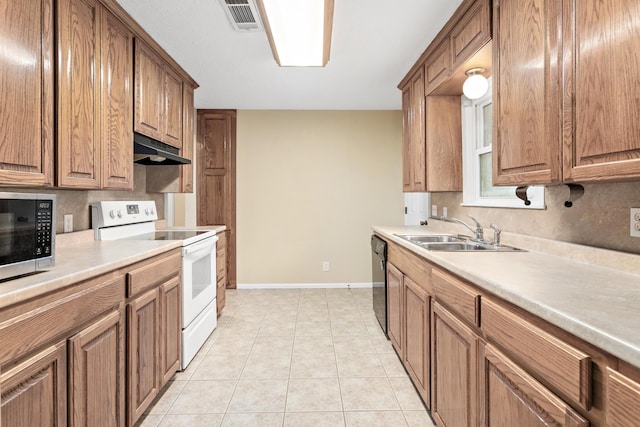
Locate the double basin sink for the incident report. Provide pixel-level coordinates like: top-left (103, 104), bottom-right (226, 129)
top-left (395, 234), bottom-right (524, 252)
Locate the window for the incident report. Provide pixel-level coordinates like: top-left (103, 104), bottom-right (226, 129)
top-left (461, 79), bottom-right (544, 209)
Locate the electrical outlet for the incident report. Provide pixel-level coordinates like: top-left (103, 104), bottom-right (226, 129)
top-left (431, 205), bottom-right (438, 217)
top-left (63, 214), bottom-right (73, 233)
top-left (442, 207), bottom-right (448, 218)
top-left (631, 208), bottom-right (640, 237)
top-left (322, 261), bottom-right (330, 272)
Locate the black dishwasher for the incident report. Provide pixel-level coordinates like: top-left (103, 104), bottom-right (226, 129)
top-left (371, 235), bottom-right (388, 337)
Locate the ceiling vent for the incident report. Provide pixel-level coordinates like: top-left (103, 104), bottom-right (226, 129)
top-left (219, 0), bottom-right (263, 32)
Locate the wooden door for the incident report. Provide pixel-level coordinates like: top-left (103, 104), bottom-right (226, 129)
top-left (127, 288), bottom-right (159, 425)
top-left (0, 0), bottom-right (54, 187)
top-left (450, 0), bottom-right (491, 69)
top-left (216, 230), bottom-right (227, 315)
top-left (432, 301), bottom-right (478, 427)
top-left (134, 40), bottom-right (164, 140)
top-left (159, 276), bottom-right (181, 385)
top-left (402, 85), bottom-right (413, 192)
top-left (606, 367), bottom-right (640, 427)
top-left (180, 83), bottom-right (195, 192)
top-left (1, 342), bottom-right (67, 426)
top-left (425, 39), bottom-right (451, 94)
top-left (410, 69), bottom-right (426, 191)
top-left (492, 0), bottom-right (562, 185)
top-left (562, 0), bottom-right (640, 182)
top-left (479, 342), bottom-right (588, 427)
top-left (387, 262), bottom-right (403, 354)
top-left (197, 109), bottom-right (237, 288)
top-left (100, 8), bottom-right (133, 190)
top-left (426, 96), bottom-right (462, 192)
top-left (68, 309), bottom-right (125, 427)
top-left (162, 66), bottom-right (183, 149)
top-left (56, 0), bottom-right (101, 189)
top-left (404, 277), bottom-right (430, 407)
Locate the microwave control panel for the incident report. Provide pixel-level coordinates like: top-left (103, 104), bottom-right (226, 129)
top-left (35, 200), bottom-right (53, 258)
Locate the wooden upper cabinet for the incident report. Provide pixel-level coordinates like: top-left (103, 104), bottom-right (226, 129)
top-left (0, 0), bottom-right (54, 187)
top-left (401, 85), bottom-right (413, 192)
top-left (100, 9), bottom-right (133, 190)
top-left (492, 0), bottom-right (563, 186)
top-left (424, 39), bottom-right (451, 94)
top-left (426, 96), bottom-right (462, 192)
top-left (562, 0), bottom-right (640, 182)
top-left (450, 0), bottom-right (490, 69)
top-left (401, 69), bottom-right (426, 192)
top-left (134, 39), bottom-right (184, 150)
top-left (57, 0), bottom-right (101, 189)
top-left (134, 40), bottom-right (164, 141)
top-left (180, 83), bottom-right (195, 192)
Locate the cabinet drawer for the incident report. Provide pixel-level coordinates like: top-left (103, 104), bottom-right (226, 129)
top-left (606, 367), bottom-right (640, 427)
top-left (432, 268), bottom-right (479, 327)
top-left (0, 275), bottom-right (124, 364)
top-left (482, 298), bottom-right (591, 410)
top-left (127, 251), bottom-right (181, 297)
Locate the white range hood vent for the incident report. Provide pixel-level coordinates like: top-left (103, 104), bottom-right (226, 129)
top-left (219, 0), bottom-right (263, 32)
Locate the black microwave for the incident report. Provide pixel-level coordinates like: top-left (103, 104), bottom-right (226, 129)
top-left (0, 192), bottom-right (55, 281)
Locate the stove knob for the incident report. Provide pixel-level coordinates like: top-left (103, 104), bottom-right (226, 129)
top-left (145, 208), bottom-right (150, 215)
top-left (117, 209), bottom-right (123, 218)
top-left (109, 210), bottom-right (116, 219)
top-left (150, 208), bottom-right (155, 215)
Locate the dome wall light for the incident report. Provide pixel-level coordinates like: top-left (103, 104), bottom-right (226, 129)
top-left (462, 67), bottom-right (489, 99)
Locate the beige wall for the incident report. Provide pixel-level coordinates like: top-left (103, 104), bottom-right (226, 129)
top-left (432, 181), bottom-right (640, 254)
top-left (236, 110), bottom-right (404, 285)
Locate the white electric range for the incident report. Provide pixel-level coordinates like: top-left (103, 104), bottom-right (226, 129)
top-left (91, 200), bottom-right (218, 369)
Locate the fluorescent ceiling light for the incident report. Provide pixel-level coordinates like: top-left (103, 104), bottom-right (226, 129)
top-left (256, 0), bottom-right (334, 67)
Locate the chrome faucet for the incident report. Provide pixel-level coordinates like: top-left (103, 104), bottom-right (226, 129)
top-left (442, 215), bottom-right (484, 242)
top-left (489, 223), bottom-right (502, 246)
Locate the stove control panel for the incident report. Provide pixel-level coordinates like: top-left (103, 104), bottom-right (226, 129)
top-left (91, 200), bottom-right (158, 229)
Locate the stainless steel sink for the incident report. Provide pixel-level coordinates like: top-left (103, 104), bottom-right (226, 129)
top-left (395, 234), bottom-right (464, 243)
top-left (395, 234), bottom-right (524, 252)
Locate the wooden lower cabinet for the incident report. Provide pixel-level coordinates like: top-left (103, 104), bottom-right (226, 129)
top-left (1, 342), bottom-right (67, 426)
top-left (160, 277), bottom-right (181, 385)
top-left (128, 288), bottom-right (160, 425)
top-left (479, 342), bottom-right (588, 427)
top-left (432, 301), bottom-right (478, 427)
top-left (68, 309), bottom-right (125, 427)
top-left (387, 262), bottom-right (404, 353)
top-left (403, 276), bottom-right (430, 406)
top-left (216, 231), bottom-right (227, 315)
top-left (606, 368), bottom-right (640, 427)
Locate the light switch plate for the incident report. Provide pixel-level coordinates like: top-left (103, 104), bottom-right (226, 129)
top-left (442, 207), bottom-right (448, 218)
top-left (631, 208), bottom-right (640, 237)
top-left (64, 214), bottom-right (73, 233)
top-left (431, 205), bottom-right (438, 217)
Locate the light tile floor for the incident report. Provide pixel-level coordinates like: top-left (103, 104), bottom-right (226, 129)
top-left (135, 288), bottom-right (436, 427)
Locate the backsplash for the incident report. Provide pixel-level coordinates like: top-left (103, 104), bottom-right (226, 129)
top-left (2, 165), bottom-right (164, 234)
top-left (431, 181), bottom-right (640, 254)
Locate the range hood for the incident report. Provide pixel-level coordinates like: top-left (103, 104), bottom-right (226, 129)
top-left (133, 133), bottom-right (191, 165)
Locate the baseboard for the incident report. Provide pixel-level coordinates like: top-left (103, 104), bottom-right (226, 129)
top-left (236, 282), bottom-right (373, 289)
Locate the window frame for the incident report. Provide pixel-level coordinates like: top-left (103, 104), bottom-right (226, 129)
top-left (461, 80), bottom-right (545, 209)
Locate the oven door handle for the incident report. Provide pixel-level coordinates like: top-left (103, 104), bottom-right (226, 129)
top-left (182, 236), bottom-right (218, 256)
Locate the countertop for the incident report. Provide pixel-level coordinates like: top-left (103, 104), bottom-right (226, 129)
top-left (373, 225), bottom-right (640, 370)
top-left (0, 224), bottom-right (226, 310)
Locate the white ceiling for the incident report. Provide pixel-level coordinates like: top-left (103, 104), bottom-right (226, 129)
top-left (115, 0), bottom-right (463, 110)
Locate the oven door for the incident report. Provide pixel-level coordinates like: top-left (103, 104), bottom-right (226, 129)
top-left (181, 236), bottom-right (218, 328)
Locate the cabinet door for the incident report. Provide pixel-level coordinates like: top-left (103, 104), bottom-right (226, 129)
top-left (562, 0), bottom-right (640, 182)
top-left (216, 231), bottom-right (227, 315)
top-left (432, 301), bottom-right (477, 427)
top-left (387, 262), bottom-right (403, 354)
top-left (134, 40), bottom-right (164, 140)
top-left (57, 0), bottom-right (101, 189)
top-left (68, 309), bottom-right (125, 427)
top-left (1, 342), bottom-right (67, 426)
top-left (492, 0), bottom-right (562, 185)
top-left (404, 277), bottom-right (430, 407)
top-left (402, 85), bottom-right (413, 192)
top-left (159, 276), bottom-right (181, 385)
top-left (410, 69), bottom-right (426, 191)
top-left (425, 39), bottom-right (451, 94)
top-left (426, 96), bottom-right (462, 192)
top-left (100, 9), bottom-right (133, 190)
top-left (127, 288), bottom-right (159, 425)
top-left (163, 66), bottom-right (183, 149)
top-left (0, 0), bottom-right (54, 187)
top-left (607, 367), bottom-right (640, 427)
top-left (180, 83), bottom-right (195, 192)
top-left (479, 342), bottom-right (588, 427)
top-left (450, 0), bottom-right (491, 69)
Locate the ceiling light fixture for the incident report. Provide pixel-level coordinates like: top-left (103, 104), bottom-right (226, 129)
top-left (462, 68), bottom-right (489, 99)
top-left (256, 0), bottom-right (334, 67)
